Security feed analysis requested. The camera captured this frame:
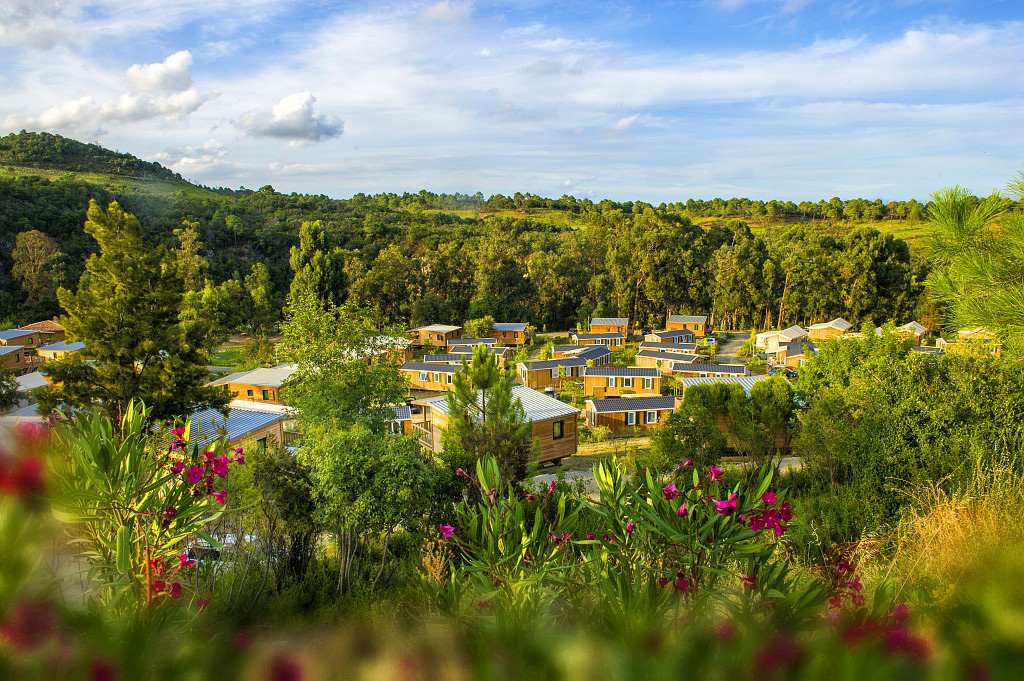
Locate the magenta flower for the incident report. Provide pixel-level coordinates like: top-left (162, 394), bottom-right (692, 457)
top-left (585, 533), bottom-right (594, 540)
top-left (179, 553), bottom-right (195, 568)
top-left (662, 484), bottom-right (679, 500)
top-left (213, 491), bottom-right (227, 505)
top-left (524, 494), bottom-right (538, 502)
top-left (172, 427), bottom-right (186, 437)
top-left (676, 503), bottom-right (688, 517)
top-left (625, 522), bottom-right (635, 534)
top-left (836, 559), bottom-right (852, 574)
top-left (170, 461), bottom-right (185, 475)
top-left (713, 493), bottom-right (738, 515)
top-left (197, 598), bottom-right (210, 609)
top-left (439, 524), bottom-right (454, 540)
top-left (741, 574), bottom-right (756, 588)
top-left (161, 506), bottom-right (177, 528)
top-left (234, 447), bottom-right (243, 456)
top-left (762, 491), bottom-right (778, 505)
top-left (152, 580), bottom-right (166, 594)
top-left (549, 481), bottom-right (556, 493)
top-left (683, 459), bottom-right (693, 467)
top-left (846, 577), bottom-right (862, 593)
top-left (658, 576), bottom-right (670, 588)
top-left (674, 573), bottom-right (690, 594)
top-left (168, 582), bottom-right (182, 600)
top-left (185, 464), bottom-right (204, 484)
top-left (235, 453), bottom-right (245, 466)
top-left (890, 604), bottom-right (910, 622)
top-left (454, 468), bottom-right (466, 478)
top-left (212, 455), bottom-right (231, 478)
top-left (708, 466), bottom-right (723, 482)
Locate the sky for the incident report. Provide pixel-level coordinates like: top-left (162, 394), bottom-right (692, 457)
top-left (0, 0), bottom-right (1021, 202)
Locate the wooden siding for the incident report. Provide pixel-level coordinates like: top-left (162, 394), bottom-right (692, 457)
top-left (518, 364), bottom-right (584, 390)
top-left (403, 368), bottom-right (457, 391)
top-left (590, 323), bottom-right (628, 335)
top-left (575, 337), bottom-right (623, 347)
top-left (583, 374), bottom-right (661, 398)
top-left (414, 404), bottom-right (577, 463)
top-left (413, 329), bottom-right (463, 348)
top-left (808, 327), bottom-right (846, 341)
top-left (665, 320), bottom-right (707, 337)
top-left (486, 329), bottom-right (531, 346)
top-left (217, 382), bottom-right (285, 404)
top-left (585, 408), bottom-right (669, 437)
top-left (0, 350), bottom-right (27, 372)
top-left (0, 331), bottom-right (42, 347)
top-left (635, 354), bottom-right (704, 375)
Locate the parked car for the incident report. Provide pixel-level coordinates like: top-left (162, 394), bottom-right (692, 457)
top-left (705, 336), bottom-right (717, 345)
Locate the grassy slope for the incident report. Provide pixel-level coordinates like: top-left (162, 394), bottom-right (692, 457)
top-left (0, 164), bottom-right (223, 204)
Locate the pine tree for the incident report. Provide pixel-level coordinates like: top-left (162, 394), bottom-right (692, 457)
top-left (37, 200), bottom-right (228, 423)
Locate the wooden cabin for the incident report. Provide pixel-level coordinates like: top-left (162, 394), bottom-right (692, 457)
top-left (36, 341), bottom-right (85, 363)
top-left (635, 348), bottom-right (705, 375)
top-left (448, 337), bottom-right (498, 349)
top-left (410, 325), bottom-right (464, 348)
top-left (879, 321), bottom-right (927, 344)
top-left (486, 323), bottom-right (532, 346)
top-left (208, 365), bottom-right (296, 404)
top-left (582, 366), bottom-right (661, 398)
top-left (675, 363), bottom-right (749, 378)
top-left (769, 341), bottom-right (815, 369)
top-left (448, 344), bottom-right (513, 367)
top-left (400, 362), bottom-right (460, 391)
top-left (808, 318), bottom-right (852, 341)
top-left (757, 325), bottom-right (808, 357)
top-left (0, 328), bottom-right (42, 349)
top-left (20, 320), bottom-right (66, 344)
top-left (937, 328), bottom-right (1002, 356)
top-left (644, 328), bottom-right (696, 344)
top-left (517, 358), bottom-right (586, 390)
top-left (584, 395), bottom-right (678, 436)
top-left (589, 317), bottom-right (629, 336)
top-left (551, 345), bottom-right (613, 366)
top-left (0, 346), bottom-right (28, 373)
top-left (674, 375), bottom-right (769, 397)
top-left (665, 315), bottom-right (710, 337)
top-left (571, 331), bottom-right (625, 347)
top-left (411, 385), bottom-right (579, 464)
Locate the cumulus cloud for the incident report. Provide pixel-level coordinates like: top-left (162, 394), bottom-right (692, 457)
top-left (126, 50), bottom-right (194, 92)
top-left (4, 88), bottom-right (208, 134)
top-left (421, 1), bottom-right (472, 23)
top-left (237, 92), bottom-right (343, 146)
top-left (151, 138), bottom-right (228, 170)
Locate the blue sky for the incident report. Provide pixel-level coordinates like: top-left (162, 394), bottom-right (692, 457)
top-left (0, 0), bottom-right (1021, 202)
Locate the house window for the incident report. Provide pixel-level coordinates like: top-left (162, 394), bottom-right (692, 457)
top-left (419, 372), bottom-right (428, 381)
top-left (514, 332), bottom-right (519, 340)
top-left (589, 410), bottom-right (595, 426)
top-left (552, 420), bottom-right (564, 440)
top-left (446, 374), bottom-right (453, 385)
top-left (644, 377), bottom-right (653, 390)
top-left (433, 373), bottom-right (441, 382)
top-left (622, 377), bottom-right (633, 388)
top-left (262, 390), bottom-right (269, 401)
top-left (257, 437), bottom-right (267, 452)
top-left (247, 389), bottom-right (253, 397)
top-left (646, 411), bottom-right (658, 424)
top-left (607, 377), bottom-right (615, 388)
top-left (626, 412), bottom-right (636, 425)
top-left (551, 369), bottom-right (558, 378)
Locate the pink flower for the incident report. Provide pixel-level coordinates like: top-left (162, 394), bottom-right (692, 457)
top-left (890, 604), bottom-right (910, 622)
top-left (585, 533), bottom-right (594, 540)
top-left (170, 461), bottom-right (185, 475)
top-left (235, 453), bottom-right (245, 466)
top-left (172, 427), bottom-right (186, 437)
top-left (179, 553), bottom-right (195, 568)
top-left (625, 522), bottom-right (635, 534)
top-left (676, 503), bottom-right (688, 517)
top-left (212, 455), bottom-right (231, 478)
top-left (185, 465), bottom-right (204, 484)
top-left (713, 493), bottom-right (738, 515)
top-left (674, 573), bottom-right (690, 594)
top-left (161, 507), bottom-right (177, 528)
top-left (439, 524), bottom-right (454, 540)
top-left (662, 484), bottom-right (679, 500)
top-left (708, 466), bottom-right (723, 482)
top-left (477, 600), bottom-right (492, 609)
top-left (455, 468), bottom-right (466, 478)
top-left (234, 447), bottom-right (243, 456)
top-left (846, 577), bottom-right (862, 593)
top-left (658, 577), bottom-right (670, 588)
top-left (741, 574), bottom-right (756, 588)
top-left (524, 494), bottom-right (538, 502)
top-left (549, 481), bottom-right (556, 493)
top-left (682, 459), bottom-right (693, 467)
top-left (836, 559), bottom-right (852, 574)
top-left (197, 598), bottom-right (210, 609)
top-left (168, 582), bottom-right (182, 600)
top-left (152, 580), bottom-right (166, 594)
top-left (762, 491), bottom-right (778, 505)
top-left (213, 491), bottom-right (227, 504)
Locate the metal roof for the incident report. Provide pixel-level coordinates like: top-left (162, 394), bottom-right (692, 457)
top-left (449, 345), bottom-right (508, 355)
top-left (779, 341), bottom-right (814, 357)
top-left (0, 329), bottom-right (34, 340)
top-left (778, 325), bottom-right (808, 340)
top-left (423, 354), bottom-right (465, 363)
top-left (912, 346), bottom-right (943, 355)
top-left (400, 362), bottom-right (460, 373)
top-left (809, 317), bottom-right (852, 331)
top-left (689, 364), bottom-right (749, 375)
top-left (520, 357), bottom-right (586, 371)
top-left (588, 396), bottom-right (677, 414)
top-left (448, 337), bottom-right (497, 346)
top-left (647, 329), bottom-right (695, 340)
top-left (898, 321), bottom-right (927, 335)
top-left (491, 322), bottom-right (528, 332)
top-left (667, 315), bottom-right (707, 324)
top-left (417, 385), bottom-right (579, 421)
top-left (584, 366), bottom-right (659, 377)
top-left (676, 375), bottom-right (768, 395)
top-left (0, 345), bottom-right (25, 356)
top-left (636, 349), bottom-right (701, 363)
top-left (209, 365), bottom-right (296, 387)
top-left (412, 324), bottom-right (463, 333)
top-left (16, 371), bottom-right (48, 391)
top-left (39, 341), bottom-right (85, 353)
top-left (639, 342), bottom-right (698, 353)
top-left (590, 317), bottom-right (628, 326)
top-left (571, 332), bottom-right (625, 340)
top-left (187, 403), bottom-right (286, 446)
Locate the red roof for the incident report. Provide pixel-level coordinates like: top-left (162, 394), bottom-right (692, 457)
top-left (19, 320), bottom-right (64, 333)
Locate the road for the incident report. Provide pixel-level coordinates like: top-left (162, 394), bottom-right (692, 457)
top-left (714, 332), bottom-right (749, 364)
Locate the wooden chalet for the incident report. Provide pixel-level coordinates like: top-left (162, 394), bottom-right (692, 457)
top-left (875, 321), bottom-right (927, 344)
top-left (635, 348), bottom-right (705, 375)
top-left (410, 324), bottom-right (464, 348)
top-left (36, 341), bottom-right (85, 363)
top-left (771, 341), bottom-right (815, 368)
top-left (808, 318), bottom-right (852, 341)
top-left (582, 366), bottom-right (661, 398)
top-left (208, 365), bottom-right (296, 404)
top-left (584, 395), bottom-right (678, 436)
top-left (571, 331), bottom-right (625, 347)
top-left (0, 328), bottom-right (42, 349)
top-left (20, 320), bottom-right (66, 344)
top-left (644, 328), bottom-right (696, 344)
top-left (551, 345), bottom-right (613, 366)
top-left (486, 323), bottom-right (532, 346)
top-left (411, 385), bottom-right (579, 464)
top-left (665, 315), bottom-right (710, 337)
top-left (400, 362), bottom-right (461, 391)
top-left (673, 375), bottom-right (769, 397)
top-left (0, 345), bottom-right (29, 373)
top-left (937, 328), bottom-right (1002, 356)
top-left (756, 325), bottom-right (808, 355)
top-left (676, 363), bottom-right (749, 378)
top-left (589, 317), bottom-right (629, 336)
top-left (517, 357), bottom-right (586, 390)
top-left (448, 337), bottom-right (498, 349)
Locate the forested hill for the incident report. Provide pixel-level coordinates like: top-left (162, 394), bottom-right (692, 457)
top-left (0, 130), bottom-right (957, 333)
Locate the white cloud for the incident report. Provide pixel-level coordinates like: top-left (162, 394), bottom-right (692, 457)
top-left (151, 138), bottom-right (228, 170)
top-left (607, 113), bottom-right (643, 132)
top-left (126, 50), bottom-right (194, 92)
top-left (237, 92), bottom-right (343, 146)
top-left (421, 1), bottom-right (473, 23)
top-left (4, 88), bottom-right (209, 134)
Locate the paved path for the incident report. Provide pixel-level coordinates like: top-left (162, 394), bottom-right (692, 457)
top-left (714, 332), bottom-right (749, 364)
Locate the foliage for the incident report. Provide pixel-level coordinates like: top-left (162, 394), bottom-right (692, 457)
top-left (463, 315), bottom-right (495, 339)
top-left (0, 368), bottom-right (23, 412)
top-left (650, 403), bottom-right (727, 471)
top-left (11, 229), bottom-right (64, 320)
top-left (37, 200), bottom-right (228, 424)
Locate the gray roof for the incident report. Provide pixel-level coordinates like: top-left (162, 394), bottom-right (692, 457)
top-left (667, 315), bottom-right (707, 324)
top-left (590, 317), bottom-right (628, 326)
top-left (778, 325), bottom-right (808, 341)
top-left (572, 332), bottom-right (625, 340)
top-left (639, 342), bottom-right (698, 353)
top-left (584, 366), bottom-right (660, 378)
top-left (16, 371), bottom-right (48, 391)
top-left (391, 405), bottom-right (412, 421)
top-left (423, 354), bottom-right (465, 363)
top-left (572, 345), bottom-right (612, 359)
top-left (688, 364), bottom-right (748, 375)
top-left (39, 341), bottom-right (85, 353)
top-left (809, 317), bottom-right (852, 332)
top-left (589, 396), bottom-right (677, 414)
top-left (898, 321), bottom-right (927, 335)
top-left (400, 362), bottom-right (460, 374)
top-left (521, 357), bottom-right (587, 371)
top-left (647, 329), bottom-right (695, 340)
top-left (187, 404), bottom-right (285, 445)
top-left (209, 365), bottom-right (296, 388)
top-left (449, 345), bottom-right (508, 355)
top-left (491, 322), bottom-right (528, 332)
top-left (0, 345), bottom-right (25, 356)
top-left (0, 329), bottom-right (35, 341)
top-left (779, 341), bottom-right (815, 357)
top-left (676, 375), bottom-right (768, 395)
top-left (412, 324), bottom-right (462, 333)
top-left (636, 349), bottom-right (701, 363)
top-left (448, 337), bottom-right (497, 346)
top-left (418, 385), bottom-right (579, 421)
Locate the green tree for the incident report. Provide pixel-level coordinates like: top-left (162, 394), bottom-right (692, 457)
top-left (443, 343), bottom-right (535, 484)
top-left (244, 262), bottom-right (275, 338)
top-left (0, 367), bottom-right (23, 411)
top-left (173, 222), bottom-right (207, 292)
top-left (11, 229), bottom-right (64, 319)
top-left (650, 401), bottom-right (726, 470)
top-left (38, 200), bottom-right (227, 423)
top-left (464, 315), bottom-right (495, 339)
